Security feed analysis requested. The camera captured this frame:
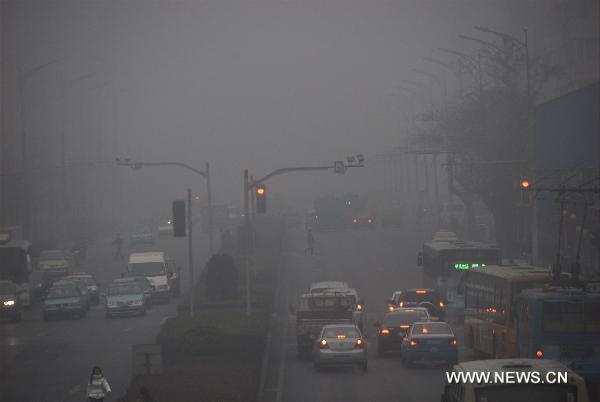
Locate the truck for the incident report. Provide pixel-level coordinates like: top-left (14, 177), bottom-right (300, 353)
top-left (294, 290), bottom-right (360, 359)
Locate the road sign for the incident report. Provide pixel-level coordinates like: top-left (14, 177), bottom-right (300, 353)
top-left (334, 161), bottom-right (346, 174)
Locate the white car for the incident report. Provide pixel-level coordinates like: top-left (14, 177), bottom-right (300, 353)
top-left (313, 324), bottom-right (367, 372)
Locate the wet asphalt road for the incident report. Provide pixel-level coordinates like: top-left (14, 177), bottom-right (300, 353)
top-left (260, 224), bottom-right (470, 402)
top-left (0, 233), bottom-right (208, 402)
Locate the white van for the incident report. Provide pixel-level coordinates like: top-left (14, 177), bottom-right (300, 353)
top-left (127, 252), bottom-right (170, 303)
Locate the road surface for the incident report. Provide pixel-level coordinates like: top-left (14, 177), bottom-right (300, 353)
top-left (260, 224), bottom-right (470, 402)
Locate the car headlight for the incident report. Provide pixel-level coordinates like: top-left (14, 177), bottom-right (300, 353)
top-left (3, 299), bottom-right (15, 306)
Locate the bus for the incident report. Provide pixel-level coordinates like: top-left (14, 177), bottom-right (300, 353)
top-left (417, 234), bottom-right (501, 315)
top-left (515, 287), bottom-right (600, 401)
top-left (441, 359), bottom-right (590, 402)
top-left (0, 240), bottom-right (33, 307)
top-left (463, 265), bottom-right (552, 358)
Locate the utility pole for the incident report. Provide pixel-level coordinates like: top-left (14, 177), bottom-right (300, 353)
top-left (243, 169), bottom-right (251, 317)
top-left (187, 188), bottom-right (194, 316)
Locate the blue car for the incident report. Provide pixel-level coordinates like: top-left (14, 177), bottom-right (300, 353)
top-left (401, 321), bottom-right (458, 367)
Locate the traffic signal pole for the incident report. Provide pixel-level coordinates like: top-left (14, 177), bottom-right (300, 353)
top-left (187, 189), bottom-right (194, 317)
top-left (243, 170), bottom-right (251, 317)
top-left (242, 159), bottom-right (365, 316)
top-left (115, 159), bottom-right (215, 255)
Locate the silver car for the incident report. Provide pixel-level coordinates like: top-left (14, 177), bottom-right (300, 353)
top-left (313, 324), bottom-right (368, 372)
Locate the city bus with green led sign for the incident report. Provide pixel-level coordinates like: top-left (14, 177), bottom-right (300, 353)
top-left (417, 235), bottom-right (500, 316)
top-left (454, 263), bottom-right (486, 270)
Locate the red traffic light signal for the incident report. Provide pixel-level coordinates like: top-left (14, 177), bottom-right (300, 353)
top-left (256, 185), bottom-right (267, 214)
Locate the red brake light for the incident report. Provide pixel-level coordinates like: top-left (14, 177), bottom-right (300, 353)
top-left (388, 306), bottom-right (395, 312)
top-left (409, 340), bottom-right (417, 347)
top-left (439, 301), bottom-right (445, 308)
top-left (355, 339), bottom-right (365, 349)
top-left (380, 329), bottom-right (390, 335)
top-left (319, 339), bottom-right (329, 349)
top-left (536, 350), bottom-right (543, 358)
top-left (399, 325), bottom-right (410, 329)
top-left (450, 338), bottom-right (458, 346)
top-left (399, 301), bottom-right (404, 308)
top-left (415, 290), bottom-right (427, 294)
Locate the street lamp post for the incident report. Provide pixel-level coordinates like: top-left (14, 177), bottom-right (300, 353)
top-left (17, 59), bottom-right (59, 239)
top-left (115, 159), bottom-right (215, 255)
top-left (242, 157), bottom-right (365, 316)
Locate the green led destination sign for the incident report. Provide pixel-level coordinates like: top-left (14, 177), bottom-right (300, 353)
top-left (454, 263), bottom-right (486, 270)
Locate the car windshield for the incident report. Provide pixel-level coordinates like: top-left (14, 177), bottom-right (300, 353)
top-left (0, 282), bottom-right (16, 294)
top-left (412, 323), bottom-right (452, 335)
top-left (401, 291), bottom-right (440, 303)
top-left (129, 262), bottom-right (165, 276)
top-left (384, 310), bottom-right (429, 326)
top-left (40, 251), bottom-right (67, 260)
top-left (475, 384), bottom-right (577, 402)
top-left (47, 286), bottom-right (79, 298)
top-left (108, 284), bottom-right (141, 295)
top-left (322, 327), bottom-right (360, 338)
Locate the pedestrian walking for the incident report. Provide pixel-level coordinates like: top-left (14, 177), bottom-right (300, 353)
top-left (305, 228), bottom-right (315, 255)
top-left (86, 366), bottom-right (111, 402)
top-left (114, 233), bottom-right (124, 260)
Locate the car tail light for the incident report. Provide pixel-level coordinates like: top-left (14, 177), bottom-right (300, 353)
top-left (409, 340), bottom-right (417, 347)
top-left (536, 349), bottom-right (543, 358)
top-left (399, 301), bottom-right (404, 308)
top-left (388, 306), bottom-right (395, 312)
top-left (380, 329), bottom-right (390, 335)
top-left (355, 339), bottom-right (365, 349)
top-left (319, 339), bottom-right (329, 349)
top-left (353, 218), bottom-right (358, 224)
top-left (415, 290), bottom-right (427, 294)
top-left (439, 301), bottom-right (445, 308)
top-left (357, 304), bottom-right (363, 311)
top-left (399, 325), bottom-right (410, 329)
top-left (450, 338), bottom-right (458, 346)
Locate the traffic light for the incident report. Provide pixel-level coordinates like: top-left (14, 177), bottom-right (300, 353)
top-left (256, 185), bottom-right (267, 214)
top-left (172, 200), bottom-right (186, 237)
top-left (520, 179), bottom-right (531, 204)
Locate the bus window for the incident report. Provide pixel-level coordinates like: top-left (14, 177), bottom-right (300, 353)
top-left (584, 302), bottom-right (600, 333)
top-left (475, 384), bottom-right (578, 402)
top-left (543, 302), bottom-right (585, 333)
